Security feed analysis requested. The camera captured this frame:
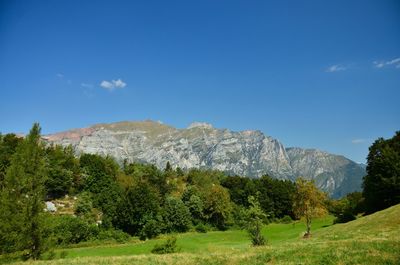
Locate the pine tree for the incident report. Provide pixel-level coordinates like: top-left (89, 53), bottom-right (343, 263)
top-left (0, 123), bottom-right (48, 259)
top-left (165, 161), bottom-right (172, 172)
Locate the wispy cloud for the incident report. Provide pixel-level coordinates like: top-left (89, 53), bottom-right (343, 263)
top-left (373, 57), bottom-right (400, 69)
top-left (351, 139), bottom-right (366, 144)
top-left (100, 79), bottom-right (127, 91)
top-left (326, 64), bottom-right (347, 73)
top-left (81, 83), bottom-right (93, 88)
top-left (56, 73), bottom-right (72, 85)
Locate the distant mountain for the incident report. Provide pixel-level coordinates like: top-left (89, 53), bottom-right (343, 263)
top-left (43, 120), bottom-right (366, 198)
top-left (286, 148), bottom-right (365, 198)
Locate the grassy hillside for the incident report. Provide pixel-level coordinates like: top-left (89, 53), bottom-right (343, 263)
top-left (6, 204), bottom-right (400, 265)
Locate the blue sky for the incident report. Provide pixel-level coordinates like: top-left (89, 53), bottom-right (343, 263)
top-left (0, 0), bottom-right (399, 163)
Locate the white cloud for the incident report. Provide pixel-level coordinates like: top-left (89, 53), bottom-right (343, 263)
top-left (351, 139), bottom-right (366, 144)
top-left (100, 80), bottom-right (114, 90)
top-left (373, 61), bottom-right (385, 68)
top-left (373, 57), bottom-right (400, 69)
top-left (113, 79), bottom-right (126, 88)
top-left (100, 79), bottom-right (127, 91)
top-left (326, 64), bottom-right (347, 73)
top-left (387, 58), bottom-right (400, 66)
top-left (56, 73), bottom-right (64, 78)
top-left (81, 83), bottom-right (94, 88)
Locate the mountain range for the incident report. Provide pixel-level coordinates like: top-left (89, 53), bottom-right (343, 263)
top-left (43, 120), bottom-right (366, 198)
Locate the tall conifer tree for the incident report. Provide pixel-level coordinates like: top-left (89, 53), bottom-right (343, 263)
top-left (0, 123), bottom-right (47, 259)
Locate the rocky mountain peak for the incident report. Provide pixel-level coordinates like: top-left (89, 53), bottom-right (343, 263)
top-left (44, 121), bottom-right (366, 198)
top-left (187, 122), bottom-right (214, 130)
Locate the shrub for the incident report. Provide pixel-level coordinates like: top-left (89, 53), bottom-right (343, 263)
top-left (232, 204), bottom-right (248, 229)
top-left (151, 236), bottom-right (179, 254)
top-left (334, 211), bottom-right (356, 224)
top-left (59, 251), bottom-right (68, 259)
top-left (246, 196), bottom-right (267, 246)
top-left (74, 192), bottom-right (93, 217)
top-left (139, 217), bottom-right (162, 241)
top-left (96, 229), bottom-right (130, 243)
top-left (195, 223), bottom-right (207, 233)
top-left (52, 216), bottom-right (98, 245)
top-left (280, 215), bottom-right (293, 224)
top-left (248, 226), bottom-right (267, 246)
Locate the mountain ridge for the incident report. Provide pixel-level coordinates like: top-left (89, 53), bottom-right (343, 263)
top-left (43, 120), bottom-right (365, 198)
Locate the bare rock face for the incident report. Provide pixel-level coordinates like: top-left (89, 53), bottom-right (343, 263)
top-left (286, 148), bottom-right (365, 198)
top-left (44, 120), bottom-right (365, 198)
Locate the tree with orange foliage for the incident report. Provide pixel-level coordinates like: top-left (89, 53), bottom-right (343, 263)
top-left (293, 178), bottom-right (327, 237)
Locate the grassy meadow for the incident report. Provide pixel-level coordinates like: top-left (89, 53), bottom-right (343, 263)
top-left (3, 204), bottom-right (400, 265)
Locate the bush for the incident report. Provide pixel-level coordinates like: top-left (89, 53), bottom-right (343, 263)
top-left (334, 211), bottom-right (356, 224)
top-left (96, 229), bottom-right (130, 243)
top-left (74, 192), bottom-right (93, 217)
top-left (232, 204), bottom-right (248, 229)
top-left (195, 223), bottom-right (207, 233)
top-left (151, 236), bottom-right (179, 254)
top-left (248, 226), bottom-right (267, 246)
top-left (52, 216), bottom-right (98, 245)
top-left (59, 251), bottom-right (68, 259)
top-left (139, 217), bottom-right (162, 241)
top-left (280, 215), bottom-right (293, 224)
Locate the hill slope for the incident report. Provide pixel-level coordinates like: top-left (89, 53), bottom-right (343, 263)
top-left (10, 204), bottom-right (400, 265)
top-left (44, 120), bottom-right (366, 197)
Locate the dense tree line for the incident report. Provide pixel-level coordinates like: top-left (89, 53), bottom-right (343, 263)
top-left (0, 124), bottom-right (398, 259)
top-left (327, 131), bottom-right (400, 222)
top-left (362, 131), bottom-right (400, 214)
top-left (0, 124), bottom-right (299, 258)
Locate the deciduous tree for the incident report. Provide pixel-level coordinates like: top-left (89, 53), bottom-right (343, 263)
top-left (363, 132), bottom-right (400, 214)
top-left (293, 178), bottom-right (327, 237)
top-left (203, 185), bottom-right (232, 230)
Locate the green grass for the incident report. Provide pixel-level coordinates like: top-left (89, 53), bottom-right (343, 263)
top-left (3, 205), bottom-right (400, 264)
top-left (51, 215), bottom-right (333, 259)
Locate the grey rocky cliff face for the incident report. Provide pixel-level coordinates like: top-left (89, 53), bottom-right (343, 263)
top-left (44, 120), bottom-right (365, 198)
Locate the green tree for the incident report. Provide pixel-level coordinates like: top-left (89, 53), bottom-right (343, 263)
top-left (329, 191), bottom-right (364, 223)
top-left (80, 154), bottom-right (122, 225)
top-left (182, 185), bottom-right (204, 223)
top-left (162, 196), bottom-right (191, 233)
top-left (203, 185), bottom-right (232, 230)
top-left (245, 195), bottom-right (267, 246)
top-left (221, 175), bottom-right (257, 207)
top-left (0, 133), bottom-right (23, 187)
top-left (256, 176), bottom-right (296, 219)
top-left (124, 162), bottom-right (171, 199)
top-left (293, 178), bottom-right (327, 237)
top-left (45, 145), bottom-right (78, 199)
top-left (114, 182), bottom-right (161, 238)
top-left (186, 194), bottom-right (204, 223)
top-left (0, 123), bottom-right (48, 259)
top-left (165, 161), bottom-right (172, 172)
top-left (74, 192), bottom-right (98, 222)
top-left (363, 131), bottom-right (400, 214)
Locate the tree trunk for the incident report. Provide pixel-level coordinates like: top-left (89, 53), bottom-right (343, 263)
top-left (304, 215), bottom-right (311, 238)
